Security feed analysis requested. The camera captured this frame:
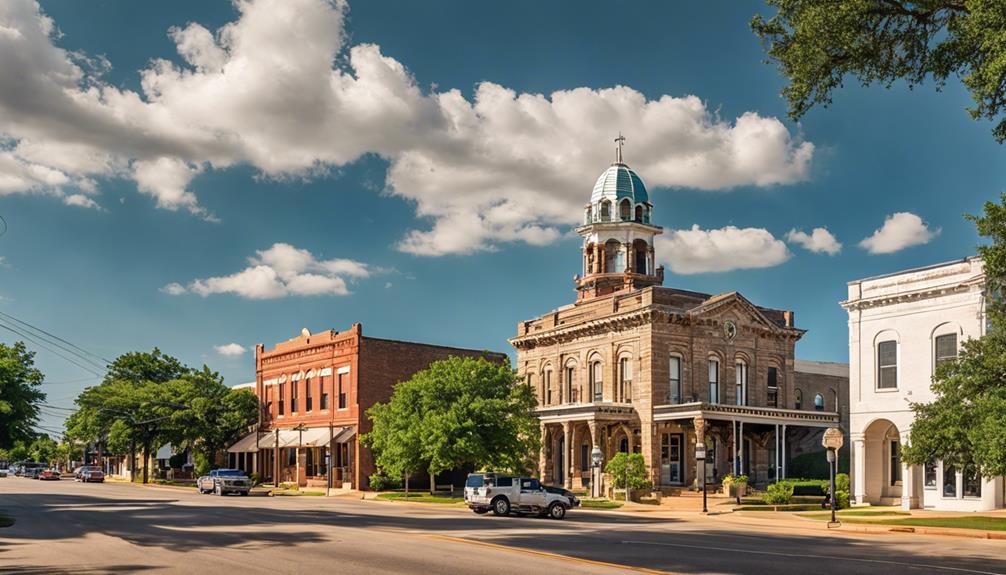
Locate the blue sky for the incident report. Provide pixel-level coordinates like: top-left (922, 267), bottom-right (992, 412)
top-left (1, 0), bottom-right (1002, 432)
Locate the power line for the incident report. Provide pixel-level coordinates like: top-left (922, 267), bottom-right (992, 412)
top-left (0, 311), bottom-right (110, 368)
top-left (0, 321), bottom-right (105, 376)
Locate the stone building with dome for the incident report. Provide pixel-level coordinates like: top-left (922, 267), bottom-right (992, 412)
top-left (510, 140), bottom-right (845, 494)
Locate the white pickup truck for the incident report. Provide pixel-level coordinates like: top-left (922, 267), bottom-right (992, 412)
top-left (464, 473), bottom-right (579, 519)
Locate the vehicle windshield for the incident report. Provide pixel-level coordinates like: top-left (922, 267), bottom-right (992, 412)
top-left (215, 469), bottom-right (247, 477)
top-left (465, 475), bottom-right (485, 488)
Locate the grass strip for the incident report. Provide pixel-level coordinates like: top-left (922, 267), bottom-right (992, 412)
top-left (580, 499), bottom-right (624, 509)
top-left (375, 492), bottom-right (464, 504)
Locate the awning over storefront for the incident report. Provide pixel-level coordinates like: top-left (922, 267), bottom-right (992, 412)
top-left (227, 432), bottom-right (261, 453)
top-left (233, 426), bottom-right (357, 451)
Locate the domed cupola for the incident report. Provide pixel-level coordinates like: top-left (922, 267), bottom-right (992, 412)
top-left (590, 163), bottom-right (649, 205)
top-left (575, 134), bottom-right (664, 303)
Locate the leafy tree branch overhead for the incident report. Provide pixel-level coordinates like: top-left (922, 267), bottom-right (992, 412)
top-left (753, 1), bottom-right (1006, 141)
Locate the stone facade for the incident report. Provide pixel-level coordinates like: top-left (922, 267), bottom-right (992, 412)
top-left (511, 156), bottom-right (840, 495)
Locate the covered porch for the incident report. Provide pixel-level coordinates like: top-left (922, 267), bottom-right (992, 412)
top-left (228, 426), bottom-right (357, 489)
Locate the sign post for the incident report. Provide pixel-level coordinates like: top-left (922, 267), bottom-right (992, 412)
top-left (696, 443), bottom-right (707, 514)
top-left (822, 428), bottom-right (845, 526)
top-left (590, 447), bottom-right (603, 499)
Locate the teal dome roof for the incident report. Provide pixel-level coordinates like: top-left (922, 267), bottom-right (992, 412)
top-left (590, 163), bottom-right (649, 204)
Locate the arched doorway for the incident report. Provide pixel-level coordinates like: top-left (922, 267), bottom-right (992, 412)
top-left (862, 419), bottom-right (914, 506)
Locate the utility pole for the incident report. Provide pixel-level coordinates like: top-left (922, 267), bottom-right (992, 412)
top-left (273, 428), bottom-right (280, 487)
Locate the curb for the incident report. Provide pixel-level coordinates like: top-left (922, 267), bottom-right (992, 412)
top-left (722, 511), bottom-right (1006, 541)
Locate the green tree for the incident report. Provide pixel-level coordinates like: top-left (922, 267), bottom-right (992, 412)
top-left (752, 1), bottom-right (1006, 142)
top-left (70, 349), bottom-right (190, 483)
top-left (0, 342), bottom-right (46, 448)
top-left (29, 436), bottom-right (57, 465)
top-left (160, 367), bottom-right (258, 472)
top-left (362, 356), bottom-right (539, 490)
top-left (604, 452), bottom-right (651, 491)
top-left (902, 193), bottom-right (1006, 476)
top-left (8, 440), bottom-right (28, 462)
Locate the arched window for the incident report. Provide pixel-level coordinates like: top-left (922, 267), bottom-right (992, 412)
top-left (708, 357), bottom-right (720, 404)
top-left (831, 388), bottom-right (838, 413)
top-left (619, 437), bottom-right (629, 453)
top-left (735, 359), bottom-right (748, 406)
top-left (544, 368), bottom-right (554, 405)
top-left (585, 205), bottom-right (593, 224)
top-left (794, 389), bottom-right (803, 410)
top-left (767, 366), bottom-right (779, 407)
top-left (604, 239), bottom-right (622, 273)
top-left (634, 204), bottom-right (643, 222)
top-left (619, 357), bottom-right (632, 403)
top-left (877, 339), bottom-right (898, 390)
top-left (565, 362), bottom-right (578, 403)
top-left (814, 393), bottom-right (824, 411)
top-left (590, 360), bottom-right (603, 402)
top-left (600, 200), bottom-right (611, 222)
top-left (633, 239), bottom-right (648, 275)
top-left (668, 355), bottom-right (682, 404)
top-left (619, 199), bottom-right (631, 221)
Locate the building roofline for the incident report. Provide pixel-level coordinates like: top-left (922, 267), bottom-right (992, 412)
top-left (362, 335), bottom-right (507, 358)
top-left (846, 256), bottom-right (980, 286)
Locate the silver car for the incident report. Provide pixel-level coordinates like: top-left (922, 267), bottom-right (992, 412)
top-left (197, 469), bottom-right (251, 496)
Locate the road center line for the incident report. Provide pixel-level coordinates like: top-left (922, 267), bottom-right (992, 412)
top-left (621, 540), bottom-right (1006, 575)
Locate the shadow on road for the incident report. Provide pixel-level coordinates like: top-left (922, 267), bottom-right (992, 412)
top-left (0, 492), bottom-right (1003, 575)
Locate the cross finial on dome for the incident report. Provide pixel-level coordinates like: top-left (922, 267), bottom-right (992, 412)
top-left (615, 132), bottom-right (626, 164)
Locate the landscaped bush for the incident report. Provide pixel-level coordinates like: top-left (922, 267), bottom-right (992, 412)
top-left (605, 452), bottom-right (652, 491)
top-left (368, 473), bottom-right (402, 491)
top-left (835, 489), bottom-right (850, 509)
top-left (835, 472), bottom-right (850, 493)
top-left (763, 481), bottom-right (794, 504)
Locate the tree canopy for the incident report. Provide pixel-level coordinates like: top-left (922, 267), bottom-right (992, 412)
top-left (0, 342), bottom-right (46, 448)
top-left (66, 348), bottom-right (257, 482)
top-left (752, 1), bottom-right (1006, 142)
top-left (902, 193), bottom-right (1006, 476)
top-left (362, 356), bottom-right (540, 482)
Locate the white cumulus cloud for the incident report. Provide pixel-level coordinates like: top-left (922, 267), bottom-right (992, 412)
top-left (0, 0), bottom-right (815, 255)
top-left (656, 225), bottom-right (791, 275)
top-left (785, 227), bottom-right (841, 255)
top-left (214, 343), bottom-right (247, 357)
top-left (164, 243), bottom-right (371, 299)
top-left (859, 212), bottom-right (938, 255)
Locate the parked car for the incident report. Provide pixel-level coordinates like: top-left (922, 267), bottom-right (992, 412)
top-left (20, 463), bottom-right (46, 479)
top-left (39, 469), bottom-right (61, 481)
top-left (197, 469), bottom-right (251, 496)
top-left (464, 473), bottom-right (579, 519)
top-left (75, 466), bottom-right (105, 483)
top-left (0, 468), bottom-right (7, 478)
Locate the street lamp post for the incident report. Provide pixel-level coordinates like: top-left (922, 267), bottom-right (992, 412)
top-left (590, 447), bottom-right (603, 499)
top-left (696, 443), bottom-right (707, 513)
top-left (293, 423), bottom-right (306, 488)
top-left (821, 427), bottom-right (845, 527)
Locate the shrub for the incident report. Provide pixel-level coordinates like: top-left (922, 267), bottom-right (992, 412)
top-left (193, 452), bottom-right (212, 478)
top-left (605, 452), bottom-right (651, 491)
top-left (722, 473), bottom-right (748, 485)
top-left (369, 473), bottom-right (402, 491)
top-left (835, 490), bottom-right (850, 510)
top-left (835, 472), bottom-right (850, 493)
top-left (763, 481), bottom-right (794, 505)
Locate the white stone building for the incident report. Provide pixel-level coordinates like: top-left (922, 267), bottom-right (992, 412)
top-left (843, 257), bottom-right (1004, 511)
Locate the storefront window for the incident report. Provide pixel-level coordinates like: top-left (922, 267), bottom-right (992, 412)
top-left (963, 466), bottom-right (982, 498)
top-left (924, 462), bottom-right (937, 488)
top-left (943, 465), bottom-right (957, 497)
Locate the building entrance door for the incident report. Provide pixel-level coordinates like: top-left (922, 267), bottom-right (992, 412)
top-left (660, 433), bottom-right (684, 485)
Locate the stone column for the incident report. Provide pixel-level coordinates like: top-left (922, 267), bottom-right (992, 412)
top-left (693, 417), bottom-right (706, 490)
top-left (539, 423), bottom-right (548, 481)
top-left (562, 422), bottom-right (573, 489)
top-left (852, 435), bottom-right (866, 505)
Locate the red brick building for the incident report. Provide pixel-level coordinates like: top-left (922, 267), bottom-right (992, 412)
top-left (227, 324), bottom-right (504, 491)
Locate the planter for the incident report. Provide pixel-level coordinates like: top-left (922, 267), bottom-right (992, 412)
top-left (723, 482), bottom-right (747, 498)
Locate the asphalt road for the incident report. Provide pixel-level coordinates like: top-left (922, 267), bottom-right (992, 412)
top-left (0, 477), bottom-right (1004, 575)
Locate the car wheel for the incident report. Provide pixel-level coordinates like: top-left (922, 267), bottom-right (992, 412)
top-left (548, 502), bottom-right (566, 520)
top-left (240, 491), bottom-right (249, 496)
top-left (214, 484), bottom-right (222, 496)
top-left (491, 497), bottom-right (510, 516)
top-left (473, 508), bottom-right (489, 515)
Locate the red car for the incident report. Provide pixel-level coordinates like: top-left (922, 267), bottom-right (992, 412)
top-left (39, 469), bottom-right (61, 481)
top-left (77, 467), bottom-right (105, 483)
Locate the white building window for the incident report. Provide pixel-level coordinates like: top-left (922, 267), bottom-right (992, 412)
top-left (877, 340), bottom-right (898, 390)
top-left (668, 356), bottom-right (682, 404)
top-left (814, 393), bottom-right (824, 411)
top-left (708, 358), bottom-right (719, 404)
top-left (590, 361), bottom-right (603, 402)
top-left (619, 357), bottom-right (632, 403)
top-left (935, 333), bottom-right (958, 368)
top-left (734, 360), bottom-right (747, 406)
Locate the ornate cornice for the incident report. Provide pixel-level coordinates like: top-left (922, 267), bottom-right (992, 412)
top-left (840, 278), bottom-right (984, 312)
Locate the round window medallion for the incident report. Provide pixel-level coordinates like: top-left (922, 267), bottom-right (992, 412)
top-left (723, 320), bottom-right (738, 341)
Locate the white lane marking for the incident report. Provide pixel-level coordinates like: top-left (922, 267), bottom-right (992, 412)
top-left (622, 540), bottom-right (1006, 575)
